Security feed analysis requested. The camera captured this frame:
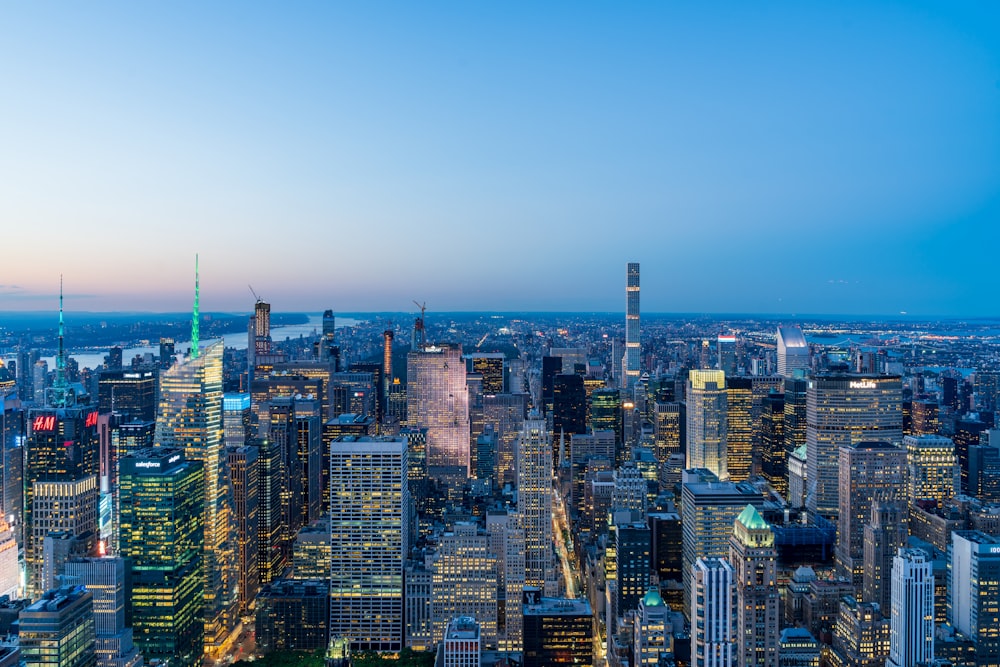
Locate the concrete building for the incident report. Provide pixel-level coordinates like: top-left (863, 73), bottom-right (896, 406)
top-left (691, 558), bottom-right (734, 667)
top-left (888, 548), bottom-right (934, 667)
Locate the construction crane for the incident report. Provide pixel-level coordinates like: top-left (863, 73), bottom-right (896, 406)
top-left (412, 300), bottom-right (427, 351)
top-left (248, 285), bottom-right (263, 304)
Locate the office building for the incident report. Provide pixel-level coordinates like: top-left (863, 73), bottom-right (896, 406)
top-left (97, 370), bottom-right (156, 423)
top-left (633, 588), bottom-right (670, 667)
top-left (552, 374), bottom-right (587, 441)
top-left (482, 393), bottom-right (527, 489)
top-left (118, 447), bottom-right (204, 667)
top-left (291, 518), bottom-right (330, 581)
top-left (431, 523), bottom-right (498, 648)
top-left (760, 393), bottom-right (787, 495)
top-left (905, 434), bottom-right (960, 506)
top-left (949, 531), bottom-right (1000, 666)
top-left (227, 445), bottom-right (259, 615)
top-left (254, 439), bottom-right (285, 586)
top-left (522, 592), bottom-right (593, 667)
top-left (468, 354), bottom-right (504, 394)
top-left (887, 548), bottom-right (934, 667)
top-left (778, 627), bottom-right (821, 667)
top-left (222, 393), bottom-right (252, 448)
top-left (910, 400), bottom-right (940, 436)
top-left (611, 520), bottom-right (651, 620)
top-left (783, 376), bottom-right (808, 455)
top-left (517, 417), bottom-right (554, 594)
top-left (64, 556), bottom-right (142, 667)
top-left (829, 597), bottom-right (890, 667)
top-left (836, 441), bottom-right (906, 591)
top-left (776, 326), bottom-right (809, 378)
top-left (329, 436), bottom-right (409, 652)
top-left (681, 475), bottom-right (763, 613)
top-left (691, 557), bottom-right (734, 667)
top-left (155, 338), bottom-right (238, 658)
top-left (726, 376), bottom-right (753, 482)
top-left (439, 616), bottom-right (481, 667)
top-left (730, 505), bottom-right (779, 667)
top-left (406, 344), bottom-right (470, 480)
top-left (25, 398), bottom-right (100, 597)
top-left (861, 499), bottom-right (908, 612)
top-left (256, 579), bottom-right (330, 653)
top-left (687, 370), bottom-right (728, 480)
top-left (19, 585), bottom-right (96, 667)
top-left (806, 374), bottom-right (903, 518)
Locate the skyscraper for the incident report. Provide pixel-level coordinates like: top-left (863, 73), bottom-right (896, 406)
top-left (406, 343), bottom-right (470, 480)
top-left (155, 267), bottom-right (239, 660)
top-left (726, 376), bottom-right (753, 482)
top-left (887, 548), bottom-right (934, 667)
top-left (905, 434), bottom-right (960, 506)
top-left (64, 556), bottom-right (143, 667)
top-left (776, 326), bottom-right (809, 378)
top-left (861, 499), bottom-right (908, 612)
top-left (836, 441), bottom-right (906, 591)
top-left (18, 585), bottom-right (96, 667)
top-left (691, 557), bottom-right (734, 667)
top-left (686, 370), bottom-right (728, 480)
top-left (119, 447), bottom-right (204, 667)
top-left (227, 445), bottom-right (260, 616)
top-left (329, 436), bottom-right (409, 652)
top-left (806, 374), bottom-right (903, 518)
top-left (949, 531), bottom-right (1000, 666)
top-left (730, 505), bottom-right (779, 667)
top-left (681, 475), bottom-right (762, 614)
top-left (517, 416), bottom-right (554, 594)
top-left (624, 262), bottom-right (641, 388)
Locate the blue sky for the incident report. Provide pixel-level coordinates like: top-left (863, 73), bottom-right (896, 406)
top-left (1, 2), bottom-right (998, 315)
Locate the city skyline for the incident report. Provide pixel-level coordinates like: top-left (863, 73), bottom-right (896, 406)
top-left (2, 3), bottom-right (999, 315)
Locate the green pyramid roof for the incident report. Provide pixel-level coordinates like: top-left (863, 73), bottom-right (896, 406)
top-left (736, 504), bottom-right (769, 531)
top-left (642, 588), bottom-right (665, 607)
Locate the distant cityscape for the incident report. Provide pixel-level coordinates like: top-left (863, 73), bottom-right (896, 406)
top-left (0, 262), bottom-right (998, 667)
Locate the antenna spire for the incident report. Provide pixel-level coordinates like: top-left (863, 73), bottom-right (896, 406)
top-left (50, 276), bottom-right (69, 407)
top-left (191, 254), bottom-right (200, 359)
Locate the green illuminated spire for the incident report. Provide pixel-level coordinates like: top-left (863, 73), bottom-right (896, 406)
top-left (191, 254), bottom-right (200, 359)
top-left (51, 275), bottom-right (68, 406)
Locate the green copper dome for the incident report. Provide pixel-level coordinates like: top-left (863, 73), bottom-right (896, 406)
top-left (642, 588), bottom-right (665, 607)
top-left (736, 504), bottom-right (769, 531)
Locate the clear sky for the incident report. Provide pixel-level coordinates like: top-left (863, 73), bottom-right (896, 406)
top-left (2, 2), bottom-right (998, 316)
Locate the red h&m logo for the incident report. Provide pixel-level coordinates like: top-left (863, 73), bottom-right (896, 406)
top-left (85, 411), bottom-right (98, 428)
top-left (32, 415), bottom-right (56, 432)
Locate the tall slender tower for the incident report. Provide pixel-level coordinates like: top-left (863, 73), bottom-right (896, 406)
top-left (730, 505), bottom-right (779, 667)
top-left (624, 262), bottom-right (641, 388)
top-left (516, 416), bottom-right (554, 594)
top-left (888, 548), bottom-right (934, 667)
top-left (406, 343), bottom-right (470, 481)
top-left (155, 260), bottom-right (239, 659)
top-left (686, 370), bottom-right (728, 480)
top-left (691, 557), bottom-right (734, 667)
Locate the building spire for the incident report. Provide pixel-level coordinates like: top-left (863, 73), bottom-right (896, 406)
top-left (191, 254), bottom-right (200, 359)
top-left (50, 276), bottom-right (69, 407)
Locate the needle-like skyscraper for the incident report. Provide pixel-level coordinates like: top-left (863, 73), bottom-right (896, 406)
top-left (624, 262), bottom-right (641, 388)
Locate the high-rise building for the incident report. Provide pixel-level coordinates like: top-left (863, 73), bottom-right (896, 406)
top-left (517, 417), bottom-right (554, 594)
top-left (97, 370), bottom-right (156, 422)
top-left (439, 616), bottom-right (481, 667)
top-left (861, 499), bottom-right (908, 612)
top-left (222, 393), bottom-right (252, 448)
top-left (726, 376), bottom-right (753, 482)
top-left (624, 262), bottom-right (641, 388)
top-left (64, 556), bottom-right (143, 667)
top-left (905, 434), bottom-right (959, 506)
top-left (0, 519), bottom-right (17, 599)
top-left (329, 436), bottom-right (409, 652)
top-left (18, 585), bottom-right (96, 667)
top-left (887, 548), bottom-right (934, 667)
top-left (254, 439), bottom-right (285, 586)
top-left (467, 354), bottom-right (504, 394)
top-left (806, 374), bottom-right (903, 518)
top-left (829, 596), bottom-right (891, 667)
top-left (483, 393), bottom-right (527, 489)
top-left (118, 447), bottom-right (204, 667)
top-left (949, 531), bottom-right (1000, 666)
top-left (633, 588), bottom-right (670, 667)
top-left (836, 441), bottom-right (906, 591)
top-left (406, 344), bottom-right (470, 480)
top-left (776, 326), bottom-right (809, 378)
top-left (910, 400), bottom-right (940, 436)
top-left (760, 393), bottom-right (787, 495)
top-left (686, 370), bottom-right (728, 480)
top-left (155, 338), bottom-right (239, 658)
top-left (730, 505), bottom-right (779, 667)
top-left (717, 335), bottom-right (738, 376)
top-left (522, 592), bottom-right (593, 667)
top-left (681, 475), bottom-right (763, 614)
top-left (783, 376), bottom-right (808, 454)
top-left (590, 389), bottom-right (624, 461)
top-left (255, 579), bottom-right (330, 653)
top-left (292, 518), bottom-right (331, 580)
top-left (691, 557), bottom-right (734, 667)
top-left (430, 523), bottom-right (497, 648)
top-left (552, 374), bottom-right (587, 441)
top-left (227, 445), bottom-right (260, 615)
